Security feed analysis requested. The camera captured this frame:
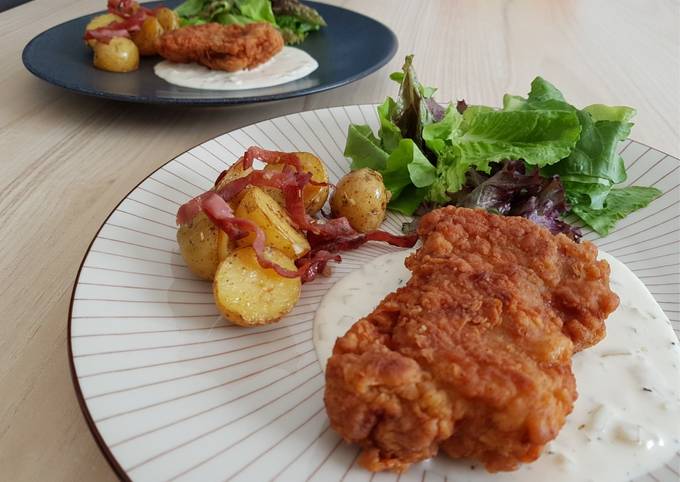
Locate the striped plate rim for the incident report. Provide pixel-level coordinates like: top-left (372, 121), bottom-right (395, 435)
top-left (68, 105), bottom-right (680, 482)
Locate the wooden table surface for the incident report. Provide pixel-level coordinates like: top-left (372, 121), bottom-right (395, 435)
top-left (0, 0), bottom-right (678, 480)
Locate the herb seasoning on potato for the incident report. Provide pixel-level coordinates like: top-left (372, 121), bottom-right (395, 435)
top-left (176, 211), bottom-right (230, 280)
top-left (330, 168), bottom-right (390, 233)
top-left (92, 37), bottom-right (140, 73)
top-left (174, 147), bottom-right (418, 328)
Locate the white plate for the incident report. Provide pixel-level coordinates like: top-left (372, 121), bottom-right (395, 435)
top-left (69, 106), bottom-right (680, 482)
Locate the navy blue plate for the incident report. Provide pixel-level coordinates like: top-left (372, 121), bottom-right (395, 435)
top-left (22, 1), bottom-right (397, 105)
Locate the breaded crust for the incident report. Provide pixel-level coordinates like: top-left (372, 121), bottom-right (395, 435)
top-left (324, 207), bottom-right (619, 473)
top-left (158, 22), bottom-right (284, 72)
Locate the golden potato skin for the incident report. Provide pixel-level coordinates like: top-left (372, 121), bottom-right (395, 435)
top-left (155, 8), bottom-right (180, 32)
top-left (213, 246), bottom-right (301, 326)
top-left (177, 211), bottom-right (222, 280)
top-left (92, 37), bottom-right (140, 73)
top-left (85, 13), bottom-right (123, 48)
top-left (330, 168), bottom-right (389, 233)
top-left (217, 230), bottom-right (232, 263)
top-left (263, 152), bottom-right (329, 215)
top-left (214, 159), bottom-right (253, 193)
top-left (131, 16), bottom-right (164, 56)
top-left (235, 186), bottom-right (310, 259)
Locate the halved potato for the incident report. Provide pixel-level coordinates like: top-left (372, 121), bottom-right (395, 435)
top-left (263, 152), bottom-right (329, 215)
top-left (176, 211), bottom-right (230, 280)
top-left (213, 246), bottom-right (301, 326)
top-left (214, 159), bottom-right (253, 191)
top-left (217, 230), bottom-right (231, 262)
top-left (235, 186), bottom-right (310, 259)
top-left (85, 13), bottom-right (123, 48)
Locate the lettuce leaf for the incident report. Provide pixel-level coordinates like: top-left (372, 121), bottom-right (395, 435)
top-left (215, 12), bottom-right (257, 24)
top-left (389, 185), bottom-right (429, 215)
top-left (422, 104), bottom-right (462, 155)
top-left (376, 97), bottom-right (402, 153)
top-left (543, 110), bottom-right (631, 185)
top-left (344, 124), bottom-right (388, 171)
top-left (342, 56), bottom-right (659, 232)
top-left (562, 179), bottom-right (612, 210)
top-left (175, 0), bottom-right (207, 17)
top-left (572, 186), bottom-right (661, 235)
top-left (237, 0), bottom-right (276, 23)
top-left (456, 109), bottom-right (581, 167)
top-left (391, 55), bottom-right (439, 148)
top-left (426, 105), bottom-right (581, 202)
top-left (382, 139), bottom-right (434, 199)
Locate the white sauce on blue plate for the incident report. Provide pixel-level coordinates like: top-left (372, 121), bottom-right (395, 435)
top-left (154, 47), bottom-right (318, 90)
top-left (314, 249), bottom-right (680, 481)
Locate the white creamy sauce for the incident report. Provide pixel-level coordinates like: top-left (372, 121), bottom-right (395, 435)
top-left (313, 249), bottom-right (680, 482)
top-left (154, 47), bottom-right (318, 90)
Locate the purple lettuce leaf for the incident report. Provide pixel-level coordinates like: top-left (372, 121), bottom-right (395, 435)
top-left (458, 161), bottom-right (582, 241)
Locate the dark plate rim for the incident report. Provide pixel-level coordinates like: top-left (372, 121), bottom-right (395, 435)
top-left (22, 2), bottom-right (398, 106)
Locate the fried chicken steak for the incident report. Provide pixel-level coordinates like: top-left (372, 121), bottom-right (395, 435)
top-left (324, 207), bottom-right (619, 473)
top-left (158, 22), bottom-right (284, 72)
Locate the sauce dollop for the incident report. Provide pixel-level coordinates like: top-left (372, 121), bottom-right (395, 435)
top-left (154, 47), bottom-right (318, 91)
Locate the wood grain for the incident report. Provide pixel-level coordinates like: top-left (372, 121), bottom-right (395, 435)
top-left (0, 0), bottom-right (678, 480)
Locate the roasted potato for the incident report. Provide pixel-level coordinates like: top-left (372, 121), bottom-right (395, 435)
top-left (84, 13), bottom-right (123, 48)
top-left (92, 37), bottom-right (140, 73)
top-left (263, 152), bottom-right (329, 215)
top-left (155, 7), bottom-right (180, 32)
top-left (131, 16), bottom-right (164, 56)
top-left (213, 246), bottom-right (301, 326)
top-left (217, 230), bottom-right (231, 262)
top-left (235, 186), bottom-right (310, 259)
top-left (214, 159), bottom-right (253, 193)
top-left (330, 168), bottom-right (389, 233)
top-left (177, 211), bottom-right (231, 280)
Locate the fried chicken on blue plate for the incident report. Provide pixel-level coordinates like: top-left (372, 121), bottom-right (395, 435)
top-left (324, 207), bottom-right (619, 473)
top-left (158, 22), bottom-right (284, 72)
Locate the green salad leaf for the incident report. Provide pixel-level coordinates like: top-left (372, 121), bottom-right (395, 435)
top-left (175, 0), bottom-right (206, 17)
top-left (388, 186), bottom-right (430, 215)
top-left (237, 0), bottom-right (276, 23)
top-left (571, 186), bottom-right (661, 235)
top-left (345, 61), bottom-right (582, 207)
top-left (344, 124), bottom-right (388, 171)
top-left (342, 56), bottom-right (660, 235)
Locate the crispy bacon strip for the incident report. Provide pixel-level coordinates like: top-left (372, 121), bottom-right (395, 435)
top-left (84, 16), bottom-right (146, 42)
top-left (295, 250), bottom-right (342, 283)
top-left (308, 230), bottom-right (418, 254)
top-left (176, 191), bottom-right (213, 226)
top-left (177, 169), bottom-right (309, 226)
top-left (202, 193), bottom-right (343, 282)
top-left (84, 0), bottom-right (158, 43)
top-left (176, 147), bottom-right (419, 281)
top-left (242, 147), bottom-right (303, 171)
top-left (364, 230), bottom-right (419, 247)
top-left (201, 194), bottom-right (299, 278)
top-left (242, 147), bottom-right (331, 188)
top-left (280, 180), bottom-right (355, 237)
top-left (84, 26), bottom-right (132, 41)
